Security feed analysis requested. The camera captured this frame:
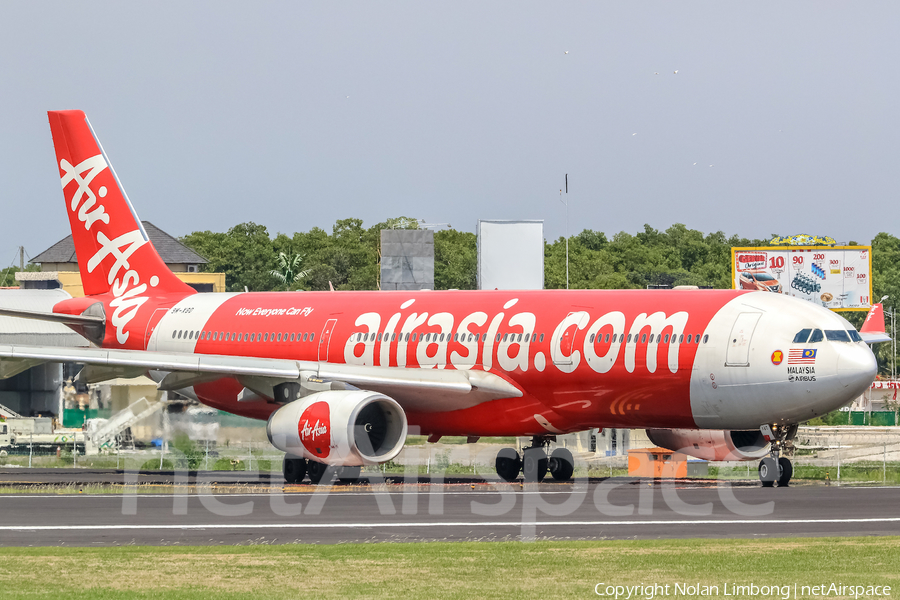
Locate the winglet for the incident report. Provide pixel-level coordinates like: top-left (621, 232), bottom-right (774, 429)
top-left (860, 303), bottom-right (891, 344)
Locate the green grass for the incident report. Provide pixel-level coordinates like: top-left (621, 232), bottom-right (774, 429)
top-left (0, 537), bottom-right (897, 599)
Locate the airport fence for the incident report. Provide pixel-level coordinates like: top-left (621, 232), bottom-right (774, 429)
top-left (4, 426), bottom-right (900, 485)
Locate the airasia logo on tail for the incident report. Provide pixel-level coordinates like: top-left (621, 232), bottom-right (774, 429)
top-left (298, 401), bottom-right (331, 459)
top-left (60, 154), bottom-right (158, 344)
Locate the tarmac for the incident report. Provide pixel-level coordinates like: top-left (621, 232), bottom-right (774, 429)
top-left (0, 468), bottom-right (898, 546)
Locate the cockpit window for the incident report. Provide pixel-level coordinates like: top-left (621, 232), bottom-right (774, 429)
top-left (792, 329), bottom-right (811, 344)
top-left (808, 329), bottom-right (824, 343)
top-left (848, 330), bottom-right (863, 342)
top-left (825, 330), bottom-right (852, 342)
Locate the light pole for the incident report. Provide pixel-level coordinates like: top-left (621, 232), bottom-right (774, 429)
top-left (881, 295), bottom-right (895, 381)
top-left (559, 174), bottom-right (569, 290)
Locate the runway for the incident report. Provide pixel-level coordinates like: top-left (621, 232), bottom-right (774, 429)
top-left (1, 476), bottom-right (898, 546)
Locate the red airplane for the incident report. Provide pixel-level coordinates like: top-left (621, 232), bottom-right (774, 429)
top-left (0, 111), bottom-right (882, 487)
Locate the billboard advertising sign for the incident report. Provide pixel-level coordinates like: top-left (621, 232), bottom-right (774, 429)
top-left (477, 220), bottom-right (544, 290)
top-left (731, 246), bottom-right (873, 311)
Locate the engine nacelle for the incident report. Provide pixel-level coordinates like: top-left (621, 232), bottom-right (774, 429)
top-left (266, 390), bottom-right (407, 466)
top-left (645, 428), bottom-right (770, 462)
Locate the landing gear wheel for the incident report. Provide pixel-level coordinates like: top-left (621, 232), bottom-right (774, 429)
top-left (307, 460), bottom-right (329, 485)
top-left (758, 457), bottom-right (777, 487)
top-left (548, 448), bottom-right (575, 481)
top-left (338, 466), bottom-right (361, 484)
top-left (523, 447), bottom-right (548, 483)
top-left (777, 457), bottom-right (793, 487)
top-left (282, 457), bottom-right (306, 484)
top-left (495, 448), bottom-right (522, 482)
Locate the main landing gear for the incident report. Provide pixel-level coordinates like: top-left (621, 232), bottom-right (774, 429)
top-left (757, 424), bottom-right (797, 488)
top-left (494, 436), bottom-right (575, 483)
top-left (282, 456), bottom-right (361, 485)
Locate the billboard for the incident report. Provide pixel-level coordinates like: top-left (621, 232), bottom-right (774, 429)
top-left (731, 246), bottom-right (873, 311)
top-left (477, 220), bottom-right (544, 290)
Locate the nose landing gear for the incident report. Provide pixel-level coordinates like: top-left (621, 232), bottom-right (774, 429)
top-left (494, 436), bottom-right (575, 482)
top-left (758, 424), bottom-right (797, 487)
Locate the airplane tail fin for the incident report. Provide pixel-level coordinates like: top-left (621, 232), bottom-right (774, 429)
top-left (860, 303), bottom-right (891, 344)
top-left (47, 110), bottom-right (194, 298)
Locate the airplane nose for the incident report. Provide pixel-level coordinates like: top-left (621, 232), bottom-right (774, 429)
top-left (837, 345), bottom-right (877, 393)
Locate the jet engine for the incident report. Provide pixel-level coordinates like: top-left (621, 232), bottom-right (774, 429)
top-left (646, 428), bottom-right (770, 462)
top-left (266, 390), bottom-right (407, 466)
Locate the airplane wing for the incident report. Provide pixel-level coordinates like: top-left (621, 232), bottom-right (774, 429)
top-left (0, 344), bottom-right (522, 413)
top-left (860, 331), bottom-right (892, 344)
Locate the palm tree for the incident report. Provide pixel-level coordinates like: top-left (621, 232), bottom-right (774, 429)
top-left (271, 252), bottom-right (310, 289)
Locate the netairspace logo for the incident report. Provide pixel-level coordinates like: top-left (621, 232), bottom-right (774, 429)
top-left (593, 582), bottom-right (892, 599)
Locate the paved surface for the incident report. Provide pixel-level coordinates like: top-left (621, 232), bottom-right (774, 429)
top-left (1, 470), bottom-right (898, 546)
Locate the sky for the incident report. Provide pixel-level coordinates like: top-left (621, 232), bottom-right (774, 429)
top-left (0, 2), bottom-right (898, 268)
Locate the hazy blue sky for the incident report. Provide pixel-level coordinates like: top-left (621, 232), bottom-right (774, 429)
top-left (1, 2), bottom-right (897, 267)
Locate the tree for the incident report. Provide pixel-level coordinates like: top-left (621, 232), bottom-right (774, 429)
top-left (182, 222), bottom-right (276, 292)
top-left (271, 252), bottom-right (310, 290)
top-left (434, 230), bottom-right (476, 290)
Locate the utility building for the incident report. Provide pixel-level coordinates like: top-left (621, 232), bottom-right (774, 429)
top-left (380, 229), bottom-right (435, 291)
top-left (20, 221), bottom-right (225, 295)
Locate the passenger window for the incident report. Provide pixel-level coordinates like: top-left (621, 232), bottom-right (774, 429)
top-left (678, 334), bottom-right (684, 343)
top-left (604, 333), bottom-right (609, 343)
top-left (664, 334), bottom-right (670, 343)
top-left (440, 333), bottom-right (445, 342)
top-left (590, 334), bottom-right (595, 343)
top-left (641, 333), bottom-right (646, 343)
top-left (627, 334), bottom-right (633, 343)
top-left (497, 334), bottom-right (502, 342)
top-left (502, 333), bottom-right (508, 342)
top-left (539, 334), bottom-right (544, 342)
top-left (809, 329), bottom-right (824, 343)
top-left (264, 333), bottom-right (268, 342)
top-left (172, 331), bottom-right (177, 339)
top-left (310, 333), bottom-right (315, 341)
top-left (525, 333), bottom-right (531, 342)
top-left (302, 333), bottom-right (307, 341)
top-left (703, 334), bottom-right (709, 344)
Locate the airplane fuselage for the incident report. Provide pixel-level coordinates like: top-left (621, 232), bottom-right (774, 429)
top-left (103, 286), bottom-right (878, 438)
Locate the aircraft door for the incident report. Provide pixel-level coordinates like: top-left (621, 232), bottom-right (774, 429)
top-left (144, 308), bottom-right (169, 351)
top-left (553, 315), bottom-right (578, 366)
top-left (318, 319), bottom-right (338, 362)
top-left (725, 312), bottom-right (762, 367)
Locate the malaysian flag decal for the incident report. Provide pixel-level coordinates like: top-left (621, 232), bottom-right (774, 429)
top-left (788, 349), bottom-right (817, 364)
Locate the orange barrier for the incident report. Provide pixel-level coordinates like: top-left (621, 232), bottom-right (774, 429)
top-left (627, 447), bottom-right (688, 478)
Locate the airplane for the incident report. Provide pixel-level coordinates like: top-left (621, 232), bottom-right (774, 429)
top-left (0, 110), bottom-right (883, 487)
